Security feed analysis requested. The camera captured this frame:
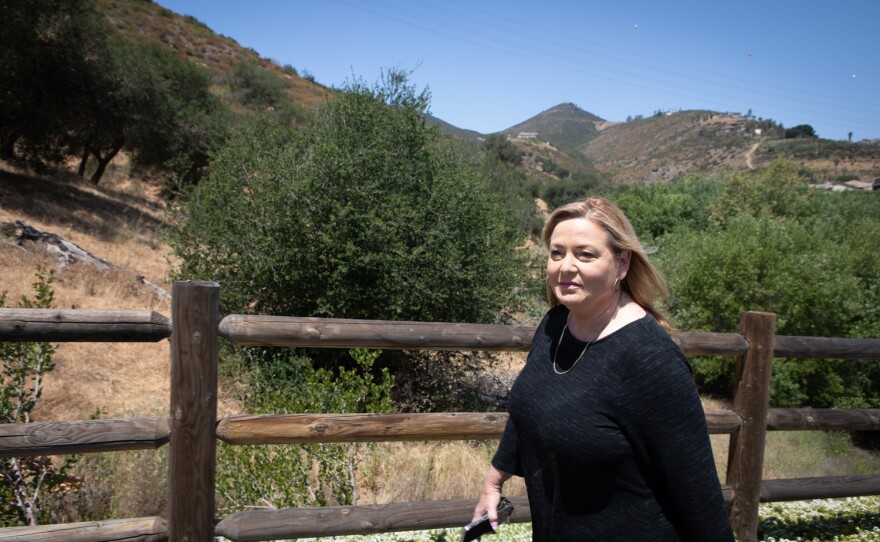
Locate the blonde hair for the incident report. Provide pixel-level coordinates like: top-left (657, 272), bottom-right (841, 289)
top-left (542, 196), bottom-right (672, 331)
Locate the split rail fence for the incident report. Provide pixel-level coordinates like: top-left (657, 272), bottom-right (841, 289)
top-left (1, 281), bottom-right (879, 542)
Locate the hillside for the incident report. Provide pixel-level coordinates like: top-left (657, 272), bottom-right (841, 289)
top-left (91, 0), bottom-right (880, 189)
top-left (94, 0), bottom-right (331, 113)
top-left (426, 115), bottom-right (485, 144)
top-left (581, 111), bottom-right (758, 184)
top-left (504, 102), bottom-right (604, 151)
top-left (503, 105), bottom-right (880, 185)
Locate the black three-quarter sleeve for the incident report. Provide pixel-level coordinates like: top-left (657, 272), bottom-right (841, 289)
top-left (492, 416), bottom-right (522, 476)
top-left (613, 340), bottom-right (735, 542)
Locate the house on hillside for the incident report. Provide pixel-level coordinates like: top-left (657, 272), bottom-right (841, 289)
top-left (515, 132), bottom-right (538, 140)
top-left (720, 121), bottom-right (746, 133)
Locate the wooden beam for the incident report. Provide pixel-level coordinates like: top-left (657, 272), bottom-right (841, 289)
top-left (216, 412), bottom-right (509, 445)
top-left (760, 474), bottom-right (880, 502)
top-left (0, 418), bottom-right (169, 457)
top-left (0, 309), bottom-right (171, 342)
top-left (169, 281), bottom-right (219, 542)
top-left (774, 335), bottom-right (880, 360)
top-left (0, 516), bottom-right (166, 542)
top-left (219, 313), bottom-right (880, 360)
top-left (673, 331), bottom-right (749, 356)
top-left (218, 315), bottom-right (536, 351)
top-left (216, 409), bottom-right (742, 445)
top-left (214, 495), bottom-right (530, 542)
top-left (706, 409), bottom-right (743, 434)
top-left (767, 408), bottom-right (880, 431)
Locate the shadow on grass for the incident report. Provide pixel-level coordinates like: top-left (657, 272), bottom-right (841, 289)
top-left (0, 169), bottom-right (165, 242)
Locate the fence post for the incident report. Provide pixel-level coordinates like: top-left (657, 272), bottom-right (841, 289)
top-left (169, 281), bottom-right (220, 542)
top-left (726, 311), bottom-right (776, 542)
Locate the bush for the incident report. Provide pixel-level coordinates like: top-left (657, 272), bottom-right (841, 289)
top-left (170, 69), bottom-right (527, 326)
top-left (227, 61), bottom-right (289, 111)
top-left (216, 348), bottom-right (393, 510)
top-left (647, 165), bottom-right (880, 408)
top-left (540, 172), bottom-right (603, 209)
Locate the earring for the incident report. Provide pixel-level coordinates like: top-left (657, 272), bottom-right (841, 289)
top-left (614, 277), bottom-right (621, 292)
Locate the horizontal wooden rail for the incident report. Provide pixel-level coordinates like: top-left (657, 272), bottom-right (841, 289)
top-left (767, 408), bottom-right (880, 431)
top-left (674, 331), bottom-right (749, 356)
top-left (707, 410), bottom-right (744, 434)
top-left (0, 516), bottom-right (166, 541)
top-left (216, 407), bottom-right (880, 446)
top-left (774, 335), bottom-right (880, 360)
top-left (214, 495), bottom-right (530, 542)
top-left (216, 412), bottom-right (509, 444)
top-left (760, 474), bottom-right (880, 502)
top-left (4, 309), bottom-right (878, 359)
top-left (0, 418), bottom-right (169, 457)
top-left (0, 309), bottom-right (171, 342)
top-left (216, 410), bottom-right (744, 445)
top-left (219, 315), bottom-right (536, 351)
top-left (219, 314), bottom-right (880, 360)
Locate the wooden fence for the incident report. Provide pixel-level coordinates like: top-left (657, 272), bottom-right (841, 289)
top-left (1, 280), bottom-right (879, 542)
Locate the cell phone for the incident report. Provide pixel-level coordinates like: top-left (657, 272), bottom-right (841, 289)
top-left (461, 497), bottom-right (514, 542)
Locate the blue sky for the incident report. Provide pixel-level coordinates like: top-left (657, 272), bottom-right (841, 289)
top-left (156, 0), bottom-right (878, 141)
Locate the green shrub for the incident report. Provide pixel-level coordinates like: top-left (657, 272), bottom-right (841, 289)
top-left (170, 69), bottom-right (527, 325)
top-left (216, 348), bottom-right (393, 510)
top-left (227, 60), bottom-right (289, 111)
top-left (170, 70), bottom-right (528, 410)
top-left (612, 164), bottom-right (880, 408)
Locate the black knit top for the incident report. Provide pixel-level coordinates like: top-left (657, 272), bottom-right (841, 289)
top-left (492, 305), bottom-right (734, 541)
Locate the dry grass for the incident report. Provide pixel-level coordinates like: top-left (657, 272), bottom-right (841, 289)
top-left (0, 162), bottom-right (176, 421)
top-left (357, 441), bottom-right (527, 505)
top-left (702, 396), bottom-right (880, 484)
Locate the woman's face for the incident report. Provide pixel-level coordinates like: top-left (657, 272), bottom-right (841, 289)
top-left (547, 218), bottom-right (629, 314)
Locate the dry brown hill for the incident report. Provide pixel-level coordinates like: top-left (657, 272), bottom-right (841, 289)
top-left (581, 111), bottom-right (756, 184)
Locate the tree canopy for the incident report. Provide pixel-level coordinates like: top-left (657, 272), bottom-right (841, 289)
top-left (169, 70), bottom-right (528, 325)
top-left (0, 0), bottom-right (225, 184)
top-left (784, 124), bottom-right (818, 139)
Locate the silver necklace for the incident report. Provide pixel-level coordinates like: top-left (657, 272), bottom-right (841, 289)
top-left (552, 322), bottom-right (591, 375)
top-left (552, 302), bottom-right (620, 375)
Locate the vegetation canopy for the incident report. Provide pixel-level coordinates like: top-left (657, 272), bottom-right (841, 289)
top-left (168, 69), bottom-right (529, 413)
top-left (610, 162), bottom-right (880, 411)
top-left (169, 69), bottom-right (527, 324)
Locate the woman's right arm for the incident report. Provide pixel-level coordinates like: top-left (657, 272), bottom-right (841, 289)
top-left (471, 465), bottom-right (513, 528)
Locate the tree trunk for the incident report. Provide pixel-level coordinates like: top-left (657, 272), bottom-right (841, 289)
top-left (89, 138), bottom-right (124, 184)
top-left (77, 148), bottom-right (89, 178)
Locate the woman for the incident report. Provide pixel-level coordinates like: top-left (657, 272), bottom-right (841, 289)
top-left (472, 197), bottom-right (734, 541)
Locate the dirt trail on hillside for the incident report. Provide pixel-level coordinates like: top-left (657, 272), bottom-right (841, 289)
top-left (745, 141), bottom-right (761, 170)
